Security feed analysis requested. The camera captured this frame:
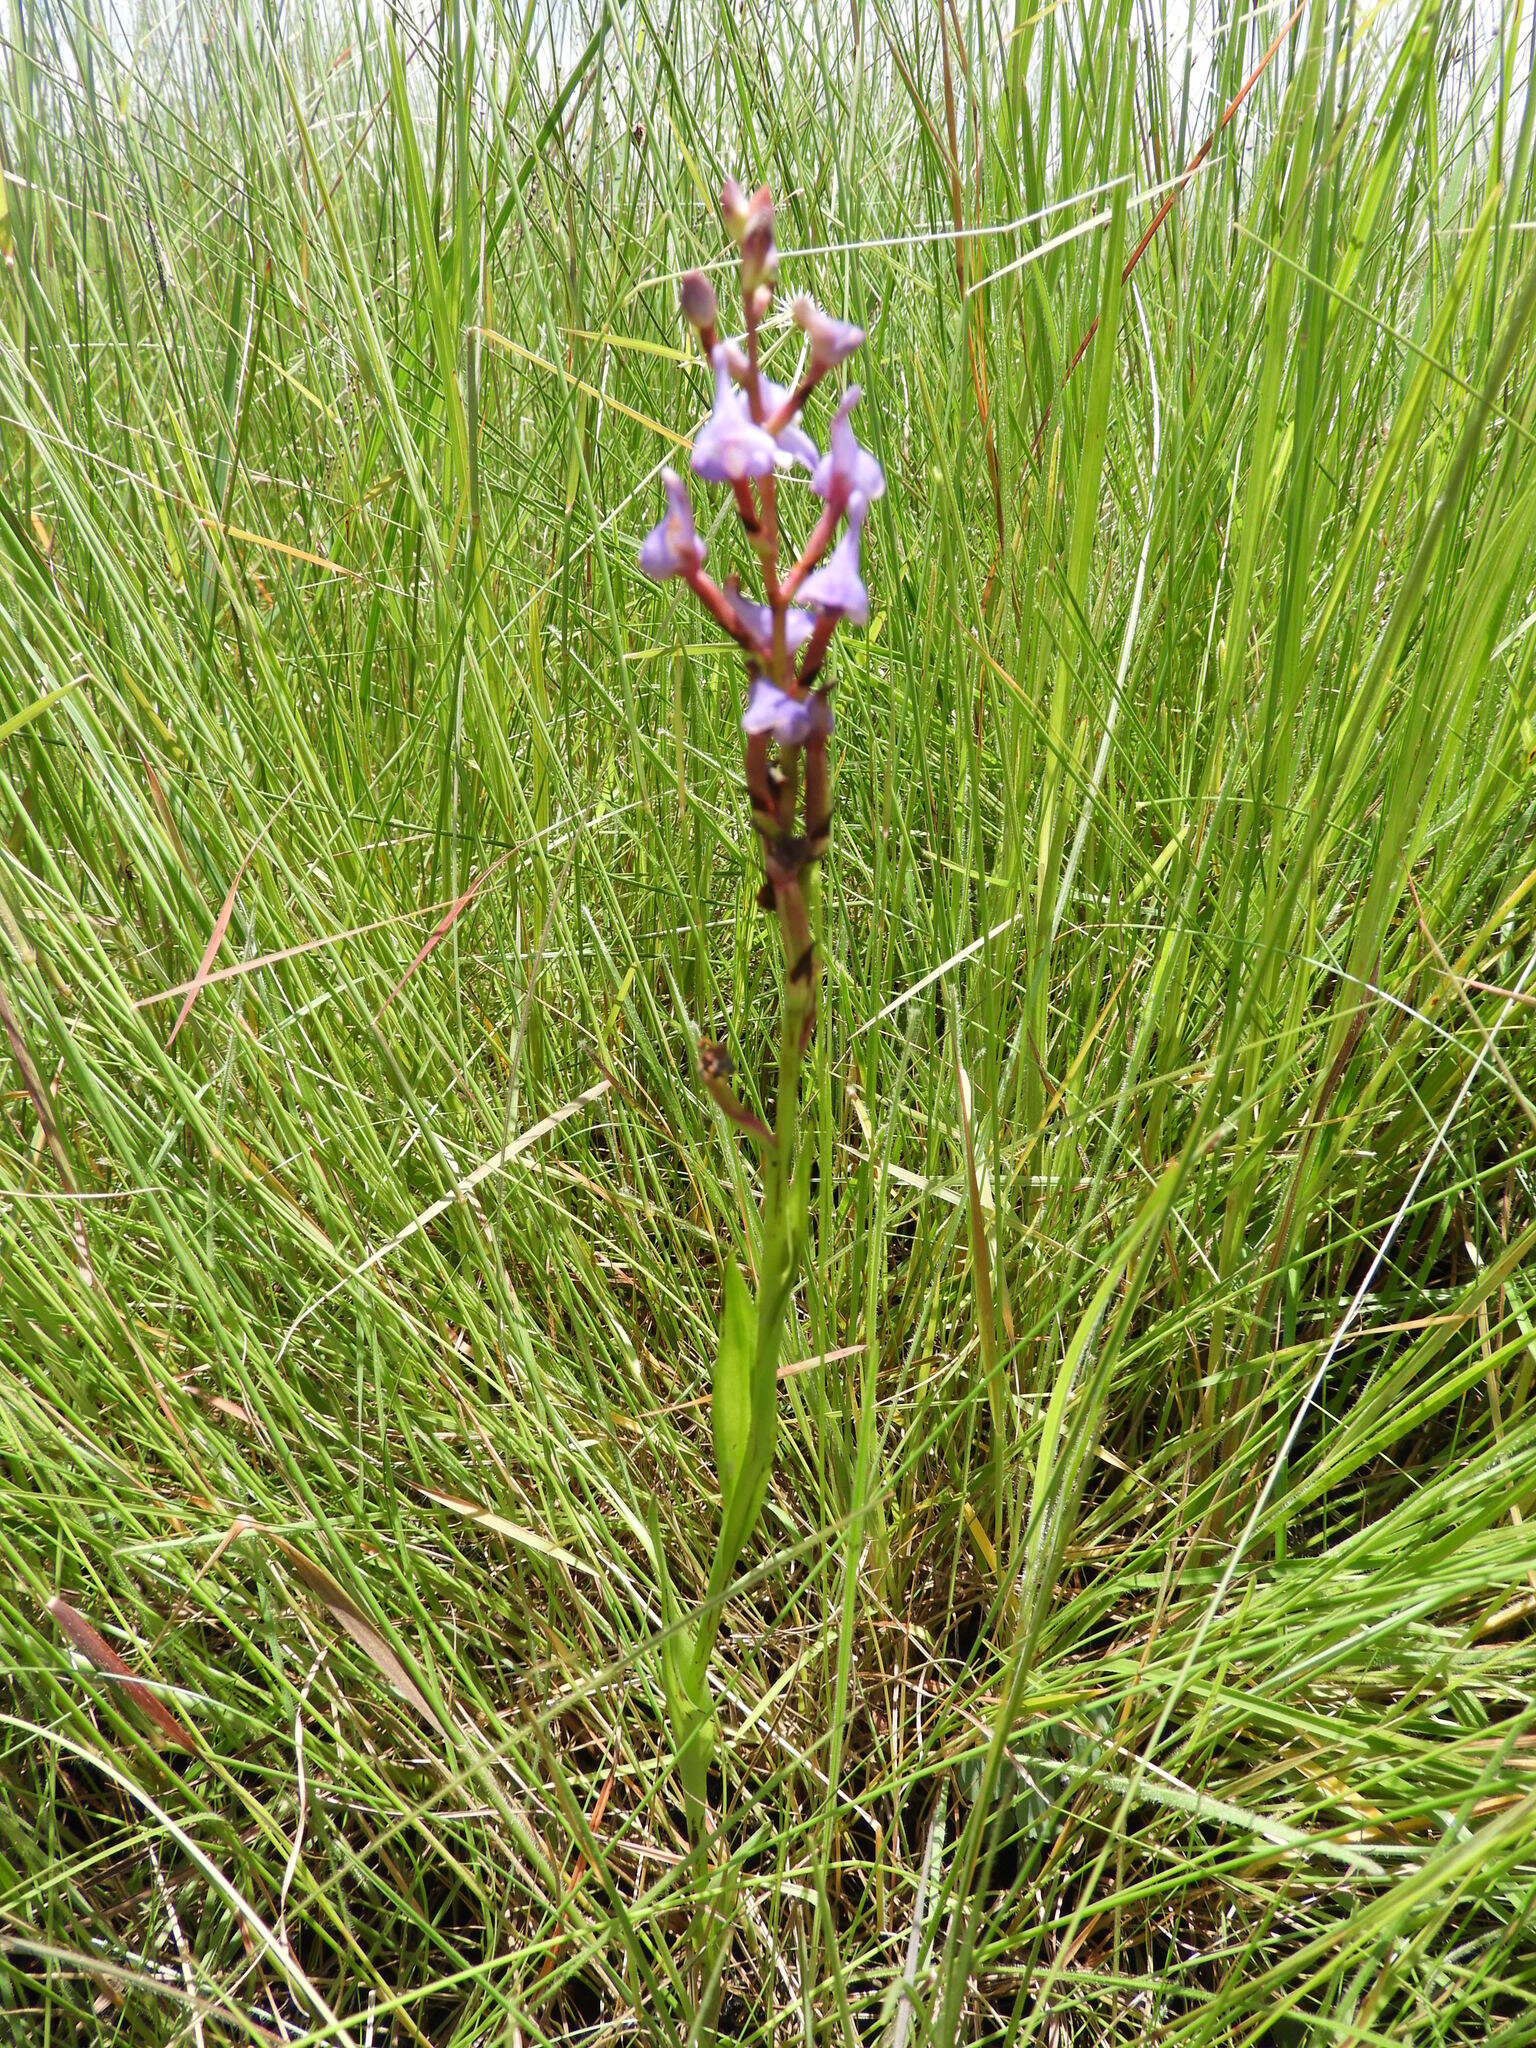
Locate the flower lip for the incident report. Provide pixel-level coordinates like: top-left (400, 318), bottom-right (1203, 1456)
top-left (726, 586), bottom-right (815, 656)
top-left (796, 491), bottom-right (869, 625)
top-left (638, 466), bottom-right (705, 580)
top-left (775, 420), bottom-right (820, 470)
top-left (741, 675), bottom-right (833, 748)
top-left (811, 386), bottom-right (885, 505)
top-left (793, 295), bottom-right (865, 371)
top-left (691, 347), bottom-right (779, 483)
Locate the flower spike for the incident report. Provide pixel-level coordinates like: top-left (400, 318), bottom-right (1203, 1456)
top-left (633, 173), bottom-right (880, 1836)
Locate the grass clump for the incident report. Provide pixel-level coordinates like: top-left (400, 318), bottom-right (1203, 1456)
top-left (3, 0), bottom-right (1536, 2039)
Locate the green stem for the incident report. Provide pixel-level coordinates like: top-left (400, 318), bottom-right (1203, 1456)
top-left (689, 896), bottom-right (816, 1687)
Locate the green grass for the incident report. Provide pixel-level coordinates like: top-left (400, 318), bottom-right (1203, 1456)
top-left (3, 0), bottom-right (1536, 2037)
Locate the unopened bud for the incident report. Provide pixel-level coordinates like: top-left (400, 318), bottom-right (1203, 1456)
top-left (741, 198), bottom-right (778, 295)
top-left (720, 178), bottom-right (750, 241)
top-left (679, 268), bottom-right (718, 332)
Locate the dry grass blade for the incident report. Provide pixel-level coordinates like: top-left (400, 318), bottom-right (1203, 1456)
top-left (415, 1485), bottom-right (595, 1578)
top-left (263, 1533), bottom-right (446, 1738)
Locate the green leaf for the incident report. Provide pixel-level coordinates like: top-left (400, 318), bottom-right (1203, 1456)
top-left (647, 1503), bottom-right (712, 1828)
top-left (711, 1260), bottom-right (755, 1512)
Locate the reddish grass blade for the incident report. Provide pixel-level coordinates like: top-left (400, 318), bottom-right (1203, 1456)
top-left (535, 1752), bottom-right (617, 1995)
top-left (166, 811), bottom-right (282, 1049)
top-left (47, 1595), bottom-right (197, 1751)
top-left (139, 749), bottom-right (194, 875)
top-left (0, 978), bottom-right (95, 1287)
top-left (135, 901), bottom-right (453, 1011)
top-left (1033, 0), bottom-right (1310, 460)
top-left (0, 980), bottom-right (71, 1186)
top-left (374, 848), bottom-right (513, 1018)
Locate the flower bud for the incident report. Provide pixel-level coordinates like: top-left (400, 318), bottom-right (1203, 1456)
top-left (679, 268), bottom-right (718, 332)
top-left (740, 189), bottom-right (778, 293)
top-left (720, 178), bottom-right (750, 241)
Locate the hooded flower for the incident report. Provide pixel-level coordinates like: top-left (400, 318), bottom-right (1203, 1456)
top-left (638, 467), bottom-right (705, 580)
top-left (741, 676), bottom-right (833, 748)
top-left (793, 295), bottom-right (865, 372)
top-left (720, 344), bottom-right (820, 471)
top-left (797, 492), bottom-right (869, 625)
top-left (691, 346), bottom-right (779, 483)
top-left (811, 387), bottom-right (884, 505)
top-left (727, 587), bottom-right (815, 656)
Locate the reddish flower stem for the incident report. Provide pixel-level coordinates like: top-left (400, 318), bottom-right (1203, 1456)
top-left (686, 565), bottom-right (763, 653)
top-left (782, 499), bottom-right (842, 600)
top-left (797, 613), bottom-right (839, 691)
top-left (764, 370), bottom-right (825, 439)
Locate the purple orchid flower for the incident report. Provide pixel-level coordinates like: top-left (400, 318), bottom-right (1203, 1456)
top-left (639, 467), bottom-right (706, 580)
top-left (727, 588), bottom-right (815, 655)
top-left (811, 386), bottom-right (885, 506)
top-left (797, 492), bottom-right (869, 625)
top-left (793, 295), bottom-right (865, 372)
top-left (719, 343), bottom-right (820, 471)
top-left (692, 346), bottom-right (779, 483)
top-left (741, 676), bottom-right (833, 748)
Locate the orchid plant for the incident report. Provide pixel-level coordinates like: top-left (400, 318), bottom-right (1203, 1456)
top-left (638, 180), bottom-right (879, 1821)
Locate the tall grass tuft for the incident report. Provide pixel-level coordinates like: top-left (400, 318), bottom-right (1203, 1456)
top-left (3, 0), bottom-right (1536, 2039)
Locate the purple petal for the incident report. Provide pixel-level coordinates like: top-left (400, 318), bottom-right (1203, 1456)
top-left (775, 419), bottom-right (821, 471)
top-left (638, 467), bottom-right (705, 580)
top-left (727, 589), bottom-right (815, 654)
top-left (811, 387), bottom-right (885, 504)
top-left (741, 676), bottom-right (833, 748)
top-left (793, 295), bottom-right (865, 370)
top-left (798, 492), bottom-right (868, 625)
top-left (691, 348), bottom-right (777, 483)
